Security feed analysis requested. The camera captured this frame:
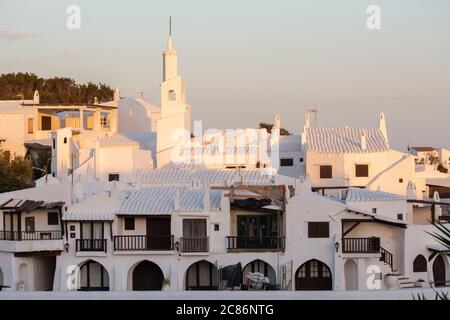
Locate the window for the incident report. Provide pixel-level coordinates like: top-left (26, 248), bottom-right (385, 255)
top-left (52, 139), bottom-right (56, 149)
top-left (63, 137), bottom-right (67, 144)
top-left (108, 174), bottom-right (120, 182)
top-left (27, 118), bottom-right (34, 134)
top-left (355, 164), bottom-right (369, 177)
top-left (214, 224), bottom-right (220, 231)
top-left (124, 217), bottom-right (135, 231)
top-left (183, 219), bottom-right (207, 237)
top-left (41, 116), bottom-right (52, 131)
top-left (280, 158), bottom-right (294, 167)
top-left (48, 212), bottom-right (59, 225)
top-left (320, 165), bottom-right (332, 179)
top-left (25, 217), bottom-right (35, 232)
top-left (81, 222), bottom-right (103, 239)
top-left (308, 222), bottom-right (329, 238)
top-left (372, 208), bottom-right (377, 214)
top-left (413, 255), bottom-right (427, 272)
top-left (399, 178), bottom-right (404, 183)
top-left (168, 90), bottom-right (176, 101)
top-left (397, 214), bottom-right (403, 220)
top-left (300, 157), bottom-right (304, 163)
top-left (70, 225), bottom-right (75, 231)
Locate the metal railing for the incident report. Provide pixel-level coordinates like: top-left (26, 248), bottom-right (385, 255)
top-left (0, 230), bottom-right (62, 241)
top-left (342, 237), bottom-right (380, 253)
top-left (380, 246), bottom-right (393, 270)
top-left (113, 235), bottom-right (174, 251)
top-left (226, 236), bottom-right (285, 250)
top-left (76, 239), bottom-right (107, 252)
top-left (180, 236), bottom-right (209, 252)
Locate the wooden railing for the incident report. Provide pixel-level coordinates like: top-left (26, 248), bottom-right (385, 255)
top-left (226, 236), bottom-right (285, 250)
top-left (76, 239), bottom-right (107, 252)
top-left (342, 237), bottom-right (380, 253)
top-left (180, 236), bottom-right (209, 252)
top-left (113, 235), bottom-right (174, 251)
top-left (0, 230), bottom-right (62, 241)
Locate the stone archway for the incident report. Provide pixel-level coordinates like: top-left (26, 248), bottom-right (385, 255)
top-left (295, 259), bottom-right (332, 290)
top-left (132, 260), bottom-right (164, 291)
top-left (185, 260), bottom-right (219, 290)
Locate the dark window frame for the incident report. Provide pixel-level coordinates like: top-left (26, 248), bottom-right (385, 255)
top-left (48, 212), bottom-right (59, 225)
top-left (124, 217), bottom-right (135, 231)
top-left (320, 165), bottom-right (332, 179)
top-left (355, 164), bottom-right (369, 177)
top-left (108, 173), bottom-right (120, 182)
top-left (280, 158), bottom-right (294, 167)
top-left (308, 222), bottom-right (330, 238)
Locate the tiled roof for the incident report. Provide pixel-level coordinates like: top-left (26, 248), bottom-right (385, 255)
top-left (140, 167), bottom-right (279, 186)
top-left (119, 186), bottom-right (222, 215)
top-left (99, 134), bottom-right (140, 147)
top-left (0, 100), bottom-right (33, 113)
top-left (63, 192), bottom-right (118, 221)
top-left (346, 188), bottom-right (406, 202)
top-left (306, 128), bottom-right (389, 153)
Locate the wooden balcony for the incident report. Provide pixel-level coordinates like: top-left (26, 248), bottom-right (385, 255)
top-left (180, 236), bottom-right (209, 253)
top-left (226, 236), bottom-right (285, 251)
top-left (76, 239), bottom-right (107, 253)
top-left (113, 235), bottom-right (174, 251)
top-left (342, 237), bottom-right (380, 254)
top-left (0, 230), bottom-right (62, 241)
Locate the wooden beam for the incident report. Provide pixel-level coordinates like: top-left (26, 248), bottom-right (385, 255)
top-left (343, 222), bottom-right (361, 237)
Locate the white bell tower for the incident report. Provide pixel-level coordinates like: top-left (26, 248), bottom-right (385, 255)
top-left (156, 17), bottom-right (192, 167)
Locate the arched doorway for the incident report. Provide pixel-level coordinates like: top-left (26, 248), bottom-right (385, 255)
top-left (243, 260), bottom-right (276, 287)
top-left (185, 260), bottom-right (219, 290)
top-left (132, 261), bottom-right (164, 291)
top-left (433, 255), bottom-right (446, 287)
top-left (344, 260), bottom-right (357, 290)
top-left (79, 260), bottom-right (109, 291)
top-left (18, 263), bottom-right (28, 291)
top-left (295, 259), bottom-right (332, 290)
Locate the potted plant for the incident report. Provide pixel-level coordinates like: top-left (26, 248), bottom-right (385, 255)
top-left (415, 279), bottom-right (426, 288)
top-left (162, 277), bottom-right (170, 290)
top-left (384, 273), bottom-right (398, 289)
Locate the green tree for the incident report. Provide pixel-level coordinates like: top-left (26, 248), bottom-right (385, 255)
top-left (0, 72), bottom-right (113, 103)
top-left (0, 151), bottom-right (33, 193)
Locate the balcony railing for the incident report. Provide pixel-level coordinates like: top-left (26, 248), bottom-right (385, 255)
top-left (114, 235), bottom-right (174, 251)
top-left (342, 237), bottom-right (380, 254)
top-left (76, 239), bottom-right (107, 252)
top-left (227, 236), bottom-right (285, 251)
top-left (180, 236), bottom-right (209, 253)
top-left (0, 230), bottom-right (63, 241)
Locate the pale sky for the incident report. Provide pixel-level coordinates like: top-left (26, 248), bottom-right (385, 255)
top-left (1, 0), bottom-right (449, 150)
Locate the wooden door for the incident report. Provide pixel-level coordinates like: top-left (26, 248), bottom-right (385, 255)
top-left (433, 255), bottom-right (446, 287)
top-left (146, 217), bottom-right (171, 250)
top-left (295, 260), bottom-right (332, 290)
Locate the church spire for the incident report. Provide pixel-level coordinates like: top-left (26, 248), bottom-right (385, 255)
top-left (163, 16), bottom-right (178, 81)
top-left (166, 16), bottom-right (174, 51)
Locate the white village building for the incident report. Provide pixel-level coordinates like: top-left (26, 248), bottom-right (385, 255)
top-left (0, 26), bottom-right (449, 294)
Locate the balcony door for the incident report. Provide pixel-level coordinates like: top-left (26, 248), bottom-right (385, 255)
top-left (182, 219), bottom-right (207, 252)
top-left (146, 217), bottom-right (171, 250)
top-left (237, 214), bottom-right (278, 237)
top-left (80, 222), bottom-right (104, 251)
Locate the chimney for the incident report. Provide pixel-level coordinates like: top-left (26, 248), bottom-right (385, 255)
top-left (33, 90), bottom-right (40, 104)
top-left (361, 131), bottom-right (367, 151)
top-left (379, 112), bottom-right (389, 146)
top-left (173, 188), bottom-right (180, 211)
top-left (114, 87), bottom-right (120, 101)
top-left (203, 182), bottom-right (211, 212)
